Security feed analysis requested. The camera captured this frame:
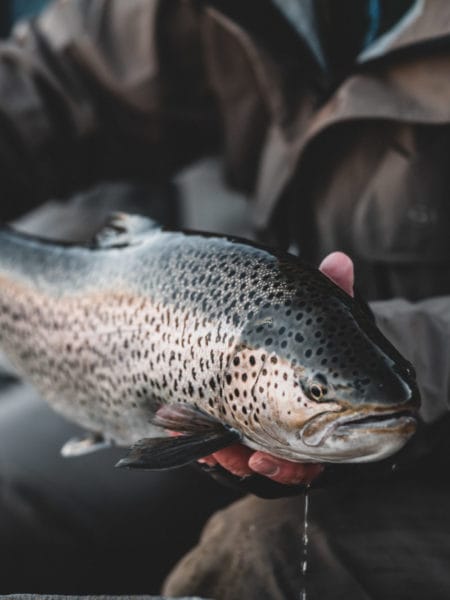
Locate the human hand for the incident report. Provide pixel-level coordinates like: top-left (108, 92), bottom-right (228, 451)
top-left (199, 251), bottom-right (355, 485)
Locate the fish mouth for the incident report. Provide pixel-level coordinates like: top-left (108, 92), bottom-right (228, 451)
top-left (300, 407), bottom-right (417, 447)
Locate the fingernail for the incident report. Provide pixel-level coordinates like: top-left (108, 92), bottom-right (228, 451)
top-left (251, 458), bottom-right (280, 477)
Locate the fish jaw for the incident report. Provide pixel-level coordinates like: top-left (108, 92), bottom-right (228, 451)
top-left (324, 412), bottom-right (417, 462)
top-left (293, 405), bottom-right (418, 462)
top-left (239, 408), bottom-right (417, 464)
top-left (299, 405), bottom-right (417, 446)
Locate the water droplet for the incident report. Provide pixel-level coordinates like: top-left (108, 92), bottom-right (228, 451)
top-left (300, 484), bottom-right (310, 599)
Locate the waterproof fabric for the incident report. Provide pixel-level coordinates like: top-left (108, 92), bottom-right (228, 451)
top-left (0, 1), bottom-right (449, 299)
top-left (164, 476), bottom-right (450, 600)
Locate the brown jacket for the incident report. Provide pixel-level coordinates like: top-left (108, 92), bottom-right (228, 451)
top-left (0, 0), bottom-right (448, 423)
top-left (0, 0), bottom-right (449, 299)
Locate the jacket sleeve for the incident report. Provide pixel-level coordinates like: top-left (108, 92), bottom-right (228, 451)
top-left (0, 0), bottom-right (219, 220)
top-left (372, 295), bottom-right (450, 426)
top-left (361, 295), bottom-right (450, 472)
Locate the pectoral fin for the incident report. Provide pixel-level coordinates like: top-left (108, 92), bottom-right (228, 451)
top-left (61, 433), bottom-right (110, 457)
top-left (115, 429), bottom-right (240, 470)
top-left (150, 403), bottom-right (223, 433)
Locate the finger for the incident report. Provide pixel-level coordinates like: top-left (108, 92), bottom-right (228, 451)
top-left (319, 251), bottom-right (354, 297)
top-left (248, 452), bottom-right (323, 485)
top-left (212, 444), bottom-right (254, 477)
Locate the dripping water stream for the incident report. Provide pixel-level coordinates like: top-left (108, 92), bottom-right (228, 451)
top-left (300, 483), bottom-right (310, 599)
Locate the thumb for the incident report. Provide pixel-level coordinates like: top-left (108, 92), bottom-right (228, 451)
top-left (319, 251), bottom-right (354, 297)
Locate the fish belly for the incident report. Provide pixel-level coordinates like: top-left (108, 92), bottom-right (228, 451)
top-left (0, 272), bottom-right (237, 445)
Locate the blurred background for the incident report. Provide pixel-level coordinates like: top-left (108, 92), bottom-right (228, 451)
top-left (0, 0), bottom-right (49, 36)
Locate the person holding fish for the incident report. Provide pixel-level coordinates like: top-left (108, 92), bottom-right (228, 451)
top-left (0, 0), bottom-right (449, 599)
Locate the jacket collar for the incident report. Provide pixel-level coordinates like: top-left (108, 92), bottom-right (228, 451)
top-left (210, 0), bottom-right (450, 66)
top-left (270, 0), bottom-right (450, 68)
top-left (358, 0), bottom-right (450, 62)
top-left (270, 0), bottom-right (327, 70)
top-left (206, 1), bottom-right (450, 226)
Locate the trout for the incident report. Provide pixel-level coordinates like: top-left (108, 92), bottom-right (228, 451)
top-left (0, 214), bottom-right (419, 468)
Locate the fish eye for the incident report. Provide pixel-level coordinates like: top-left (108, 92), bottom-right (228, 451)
top-left (309, 383), bottom-right (327, 401)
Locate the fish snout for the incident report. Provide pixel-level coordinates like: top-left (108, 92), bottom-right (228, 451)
top-left (394, 362), bottom-right (421, 412)
top-left (354, 363), bottom-right (420, 413)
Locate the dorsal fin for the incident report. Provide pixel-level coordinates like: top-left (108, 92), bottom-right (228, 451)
top-left (93, 212), bottom-right (160, 248)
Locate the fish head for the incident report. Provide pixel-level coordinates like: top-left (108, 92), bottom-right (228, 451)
top-left (227, 295), bottom-right (419, 463)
